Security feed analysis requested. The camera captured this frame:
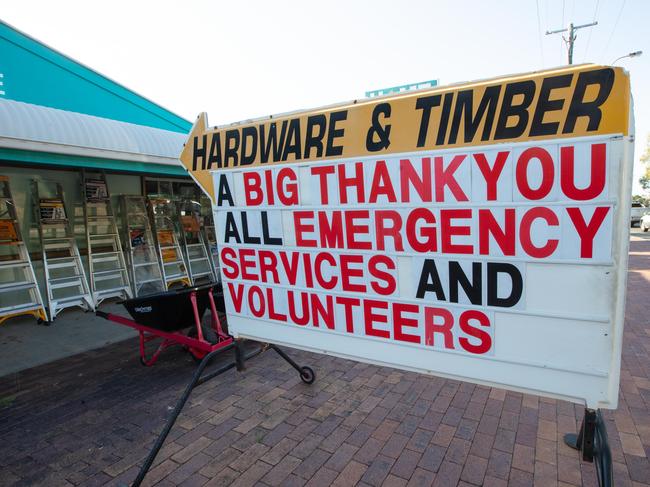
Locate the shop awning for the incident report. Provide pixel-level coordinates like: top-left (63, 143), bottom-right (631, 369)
top-left (0, 98), bottom-right (189, 175)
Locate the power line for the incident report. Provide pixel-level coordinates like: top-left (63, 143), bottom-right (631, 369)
top-left (546, 21), bottom-right (598, 65)
top-left (536, 0), bottom-right (545, 67)
top-left (582, 0), bottom-right (600, 62)
top-left (601, 0), bottom-right (626, 59)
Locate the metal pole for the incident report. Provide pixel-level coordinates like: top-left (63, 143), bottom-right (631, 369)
top-left (568, 23), bottom-right (574, 65)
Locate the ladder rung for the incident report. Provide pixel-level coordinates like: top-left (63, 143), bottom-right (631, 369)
top-left (163, 261), bottom-right (184, 266)
top-left (47, 256), bottom-right (78, 263)
top-left (137, 278), bottom-right (163, 284)
top-left (134, 262), bottom-right (159, 268)
top-left (47, 261), bottom-right (78, 269)
top-left (165, 272), bottom-right (187, 279)
top-left (89, 233), bottom-right (118, 237)
top-left (92, 256), bottom-right (120, 263)
top-left (50, 281), bottom-right (85, 290)
top-left (53, 295), bottom-right (90, 304)
top-left (0, 281), bottom-right (35, 291)
top-left (94, 286), bottom-right (130, 295)
top-left (93, 268), bottom-right (126, 276)
top-left (94, 273), bottom-right (125, 282)
top-left (0, 302), bottom-right (43, 314)
top-left (43, 237), bottom-right (74, 241)
top-left (0, 261), bottom-right (30, 269)
top-left (189, 257), bottom-right (209, 263)
top-left (50, 275), bottom-right (84, 283)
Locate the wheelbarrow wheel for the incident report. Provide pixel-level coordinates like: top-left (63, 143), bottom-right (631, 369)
top-left (300, 366), bottom-right (315, 384)
top-left (187, 323), bottom-right (220, 363)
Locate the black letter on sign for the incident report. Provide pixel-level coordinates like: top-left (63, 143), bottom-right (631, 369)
top-left (192, 134), bottom-right (207, 170)
top-left (487, 262), bottom-right (523, 308)
top-left (416, 259), bottom-right (446, 300)
top-left (304, 115), bottom-right (327, 159)
top-left (240, 126), bottom-right (258, 166)
top-left (449, 261), bottom-right (482, 305)
top-left (207, 133), bottom-right (222, 169)
top-left (241, 212), bottom-right (261, 244)
top-left (366, 103), bottom-right (392, 152)
top-left (326, 110), bottom-right (347, 156)
top-left (261, 211), bottom-right (283, 245)
top-left (494, 80), bottom-right (535, 140)
top-left (224, 130), bottom-right (240, 167)
top-left (415, 95), bottom-right (441, 147)
top-left (216, 174), bottom-right (234, 207)
top-left (224, 212), bottom-right (241, 243)
top-left (530, 74), bottom-right (573, 136)
top-left (563, 68), bottom-right (615, 134)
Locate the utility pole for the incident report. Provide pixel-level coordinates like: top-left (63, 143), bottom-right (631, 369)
top-left (546, 21), bottom-right (598, 64)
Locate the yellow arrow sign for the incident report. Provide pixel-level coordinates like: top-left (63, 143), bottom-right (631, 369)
top-left (179, 112), bottom-right (215, 201)
top-left (179, 65), bottom-right (630, 202)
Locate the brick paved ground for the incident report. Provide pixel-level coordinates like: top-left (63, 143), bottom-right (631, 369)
top-left (1, 239), bottom-right (649, 486)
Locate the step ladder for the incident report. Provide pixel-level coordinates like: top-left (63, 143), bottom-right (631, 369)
top-left (177, 199), bottom-right (216, 285)
top-left (32, 179), bottom-right (94, 321)
top-left (120, 195), bottom-right (165, 297)
top-left (202, 213), bottom-right (221, 283)
top-left (0, 176), bottom-right (48, 325)
top-left (148, 197), bottom-right (191, 289)
top-left (82, 169), bottom-right (132, 306)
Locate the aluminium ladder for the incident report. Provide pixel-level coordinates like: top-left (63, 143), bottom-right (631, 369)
top-left (32, 179), bottom-right (94, 321)
top-left (82, 169), bottom-right (132, 306)
top-left (148, 197), bottom-right (190, 289)
top-left (202, 212), bottom-right (221, 283)
top-left (120, 195), bottom-right (165, 297)
top-left (0, 176), bottom-right (47, 325)
top-left (177, 199), bottom-right (216, 285)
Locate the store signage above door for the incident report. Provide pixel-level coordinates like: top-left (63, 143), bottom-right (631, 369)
top-left (180, 65), bottom-right (633, 409)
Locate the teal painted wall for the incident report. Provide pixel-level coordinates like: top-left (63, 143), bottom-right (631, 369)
top-left (0, 21), bottom-right (191, 133)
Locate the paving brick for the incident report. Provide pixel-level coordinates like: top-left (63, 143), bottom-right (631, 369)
top-left (460, 453), bottom-right (488, 485)
top-left (390, 448), bottom-right (421, 480)
top-left (354, 436), bottom-right (384, 465)
top-left (406, 467), bottom-right (436, 487)
top-left (331, 460), bottom-right (367, 486)
top-left (261, 455), bottom-right (301, 486)
top-left (325, 443), bottom-right (359, 472)
top-left (293, 448), bottom-right (331, 479)
top-left (303, 466), bottom-right (338, 487)
top-left (360, 454), bottom-right (396, 486)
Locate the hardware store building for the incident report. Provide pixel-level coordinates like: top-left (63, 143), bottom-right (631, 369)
top-left (0, 20), bottom-right (202, 326)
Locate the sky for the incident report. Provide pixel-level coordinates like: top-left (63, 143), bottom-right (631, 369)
top-left (3, 0), bottom-right (649, 192)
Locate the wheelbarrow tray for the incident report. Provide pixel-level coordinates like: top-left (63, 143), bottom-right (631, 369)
top-left (122, 284), bottom-right (214, 332)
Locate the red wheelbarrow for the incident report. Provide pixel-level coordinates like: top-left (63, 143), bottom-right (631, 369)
top-left (96, 283), bottom-right (232, 365)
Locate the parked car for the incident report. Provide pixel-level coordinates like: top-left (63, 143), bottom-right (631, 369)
top-left (631, 203), bottom-right (646, 227)
top-left (641, 213), bottom-right (650, 232)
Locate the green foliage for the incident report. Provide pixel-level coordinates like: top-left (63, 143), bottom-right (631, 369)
top-left (640, 134), bottom-right (650, 190)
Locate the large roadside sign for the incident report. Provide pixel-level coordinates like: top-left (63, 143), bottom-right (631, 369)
top-left (180, 65), bottom-right (633, 409)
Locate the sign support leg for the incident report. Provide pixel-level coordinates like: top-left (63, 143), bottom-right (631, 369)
top-left (563, 408), bottom-right (613, 487)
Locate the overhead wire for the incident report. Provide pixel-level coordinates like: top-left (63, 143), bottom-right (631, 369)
top-left (582, 0), bottom-right (600, 62)
top-left (601, 0), bottom-right (626, 59)
top-left (536, 0), bottom-right (545, 67)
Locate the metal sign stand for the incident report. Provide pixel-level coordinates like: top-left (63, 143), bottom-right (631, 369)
top-left (564, 408), bottom-right (613, 487)
top-left (131, 341), bottom-right (314, 487)
top-left (176, 199), bottom-right (215, 285)
top-left (0, 176), bottom-right (48, 325)
top-left (148, 197), bottom-right (190, 289)
top-left (120, 195), bottom-right (165, 297)
top-left (82, 169), bottom-right (132, 306)
top-left (32, 179), bottom-right (94, 321)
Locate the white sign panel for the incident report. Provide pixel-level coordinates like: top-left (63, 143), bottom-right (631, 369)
top-left (184, 65), bottom-right (634, 408)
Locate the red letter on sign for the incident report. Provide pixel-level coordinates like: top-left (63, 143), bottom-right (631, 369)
top-left (424, 307), bottom-right (455, 349)
top-left (393, 303), bottom-right (421, 344)
top-left (459, 310), bottom-right (492, 354)
top-left (243, 172), bottom-right (263, 205)
top-left (435, 155), bottom-right (468, 202)
top-left (566, 207), bottom-right (610, 258)
top-left (311, 165), bottom-right (335, 204)
top-left (560, 144), bottom-right (606, 201)
top-left (277, 167), bottom-right (299, 205)
top-left (294, 211), bottom-right (317, 247)
top-left (519, 207), bottom-right (559, 258)
top-left (363, 299), bottom-right (390, 339)
top-left (516, 147), bottom-right (554, 200)
top-left (474, 151), bottom-right (509, 201)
